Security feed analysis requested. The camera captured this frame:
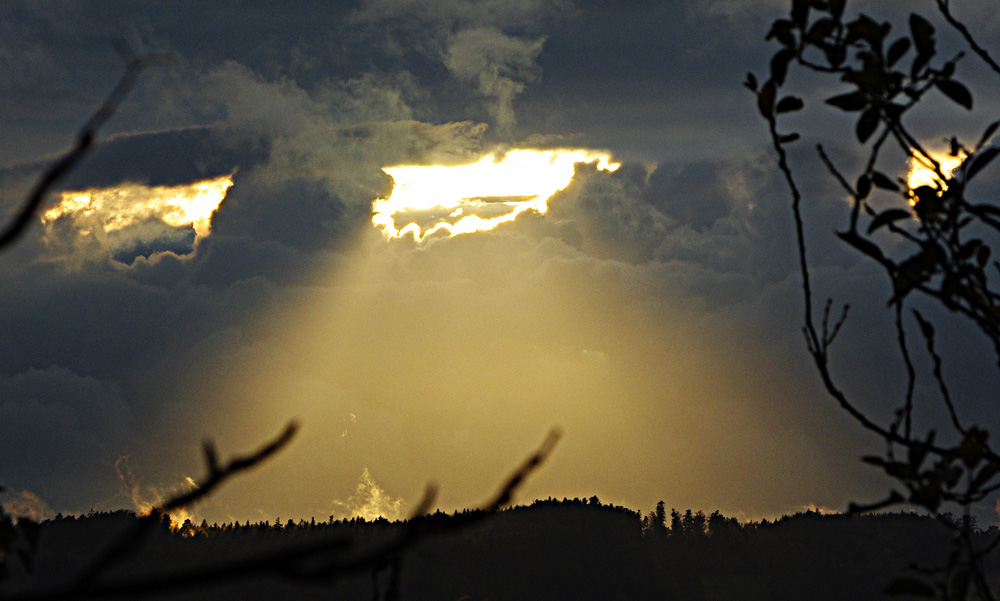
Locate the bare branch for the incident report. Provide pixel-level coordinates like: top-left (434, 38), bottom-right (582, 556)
top-left (75, 421), bottom-right (298, 589)
top-left (0, 55), bottom-right (161, 251)
top-left (893, 303), bottom-right (916, 439)
top-left (935, 0), bottom-right (1000, 76)
top-left (163, 421), bottom-right (298, 512)
top-left (912, 310), bottom-right (965, 435)
top-left (6, 428), bottom-right (560, 601)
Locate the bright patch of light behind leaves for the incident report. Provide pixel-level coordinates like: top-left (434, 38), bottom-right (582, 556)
top-left (906, 151), bottom-right (965, 192)
top-left (41, 174), bottom-right (233, 253)
top-left (373, 149), bottom-right (620, 241)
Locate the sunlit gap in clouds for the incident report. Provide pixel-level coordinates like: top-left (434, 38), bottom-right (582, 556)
top-left (41, 174), bottom-right (234, 261)
top-left (373, 148), bottom-right (620, 241)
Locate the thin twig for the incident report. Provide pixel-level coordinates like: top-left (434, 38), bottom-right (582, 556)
top-left (935, 0), bottom-right (1000, 76)
top-left (0, 57), bottom-right (158, 251)
top-left (912, 310), bottom-right (965, 436)
top-left (6, 428), bottom-right (560, 601)
top-left (893, 303), bottom-right (916, 439)
top-left (76, 421), bottom-right (298, 588)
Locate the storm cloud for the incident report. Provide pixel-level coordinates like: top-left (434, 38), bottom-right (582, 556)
top-left (1, 0), bottom-right (994, 526)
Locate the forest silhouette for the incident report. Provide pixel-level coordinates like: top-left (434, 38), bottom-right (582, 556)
top-left (2, 500), bottom-right (988, 601)
top-left (6, 0), bottom-right (1000, 598)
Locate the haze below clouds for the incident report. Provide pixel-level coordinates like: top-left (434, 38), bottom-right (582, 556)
top-left (1, 0), bottom-right (998, 525)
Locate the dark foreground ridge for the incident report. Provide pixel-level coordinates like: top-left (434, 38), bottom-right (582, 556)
top-left (2, 499), bottom-right (993, 600)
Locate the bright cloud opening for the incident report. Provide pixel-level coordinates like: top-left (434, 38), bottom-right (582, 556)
top-left (373, 148), bottom-right (620, 241)
top-left (41, 174), bottom-right (234, 262)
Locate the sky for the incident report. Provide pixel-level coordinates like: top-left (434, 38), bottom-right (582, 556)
top-left (2, 0), bottom-right (1000, 526)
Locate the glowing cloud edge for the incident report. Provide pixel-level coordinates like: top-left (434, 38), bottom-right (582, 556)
top-left (372, 148), bottom-right (620, 241)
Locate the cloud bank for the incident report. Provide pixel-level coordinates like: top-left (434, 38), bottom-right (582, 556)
top-left (1, 0), bottom-right (995, 526)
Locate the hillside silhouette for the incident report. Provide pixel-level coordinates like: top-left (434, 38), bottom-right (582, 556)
top-left (2, 499), bottom-right (989, 600)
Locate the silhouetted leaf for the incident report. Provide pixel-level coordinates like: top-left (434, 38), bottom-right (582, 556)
top-left (893, 272), bottom-right (920, 303)
top-left (806, 18), bottom-right (837, 43)
top-left (887, 38), bottom-right (911, 66)
top-left (966, 147), bottom-right (1000, 181)
top-left (977, 244), bottom-right (991, 269)
top-left (744, 72), bottom-right (759, 92)
top-left (871, 171), bottom-right (900, 191)
top-left (766, 19), bottom-right (796, 46)
top-left (971, 461), bottom-right (1000, 491)
top-left (908, 442), bottom-right (928, 470)
top-left (868, 208), bottom-right (911, 233)
top-left (857, 174), bottom-right (871, 199)
top-left (837, 230), bottom-right (886, 262)
top-left (791, 0), bottom-right (811, 28)
top-left (977, 120), bottom-right (999, 148)
top-left (909, 14), bottom-right (935, 57)
top-left (758, 80), bottom-right (777, 118)
top-left (828, 0), bottom-right (845, 20)
top-left (911, 186), bottom-right (940, 218)
top-left (856, 107), bottom-right (879, 142)
top-left (826, 90), bottom-right (867, 111)
top-left (885, 577), bottom-right (936, 597)
top-left (911, 52), bottom-right (932, 80)
top-left (935, 79), bottom-right (973, 110)
top-left (950, 136), bottom-right (963, 157)
top-left (825, 44), bottom-right (846, 67)
top-left (846, 15), bottom-right (882, 45)
top-left (959, 428), bottom-right (988, 469)
top-left (776, 95), bottom-right (804, 113)
top-left (770, 48), bottom-right (795, 86)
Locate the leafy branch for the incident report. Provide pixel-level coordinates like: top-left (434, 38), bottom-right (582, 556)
top-left (751, 0), bottom-right (1000, 598)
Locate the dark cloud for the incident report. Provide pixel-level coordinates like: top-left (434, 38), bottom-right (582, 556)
top-left (0, 366), bottom-right (132, 510)
top-left (62, 127), bottom-right (267, 190)
top-left (645, 161), bottom-right (735, 231)
top-left (0, 0), bottom-right (994, 525)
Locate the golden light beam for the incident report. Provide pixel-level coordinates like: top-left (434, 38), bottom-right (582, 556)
top-left (373, 148), bottom-right (619, 241)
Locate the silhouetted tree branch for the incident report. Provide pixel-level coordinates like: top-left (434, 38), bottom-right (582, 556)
top-left (2, 429), bottom-right (560, 601)
top-left (0, 54), bottom-right (164, 251)
top-left (0, 54), bottom-right (562, 601)
top-left (75, 421), bottom-right (299, 589)
top-left (752, 0), bottom-right (1000, 598)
